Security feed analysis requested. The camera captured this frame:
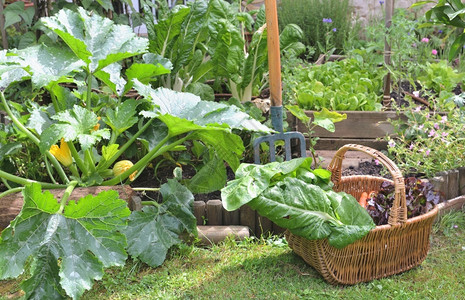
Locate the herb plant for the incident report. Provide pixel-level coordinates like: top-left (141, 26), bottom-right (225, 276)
top-left (221, 157), bottom-right (376, 249)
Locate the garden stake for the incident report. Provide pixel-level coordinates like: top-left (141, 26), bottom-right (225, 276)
top-left (253, 0), bottom-right (306, 164)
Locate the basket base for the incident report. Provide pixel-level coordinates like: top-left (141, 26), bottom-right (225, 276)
top-left (285, 206), bottom-right (438, 285)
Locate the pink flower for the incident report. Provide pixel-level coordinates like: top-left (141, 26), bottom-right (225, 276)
top-left (442, 132), bottom-right (449, 137)
top-left (421, 37), bottom-right (429, 43)
top-left (428, 129), bottom-right (436, 137)
top-left (441, 115), bottom-right (447, 123)
top-left (409, 143), bottom-right (414, 150)
top-left (425, 149), bottom-right (430, 156)
top-left (434, 123), bottom-right (439, 130)
top-left (432, 49), bottom-right (438, 55)
top-left (418, 124), bottom-right (424, 130)
top-left (374, 159), bottom-right (380, 165)
top-left (388, 140), bottom-right (396, 148)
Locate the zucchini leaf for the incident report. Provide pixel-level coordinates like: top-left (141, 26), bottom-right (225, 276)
top-left (124, 179), bottom-right (197, 267)
top-left (0, 183), bottom-right (131, 299)
top-left (41, 7), bottom-right (148, 72)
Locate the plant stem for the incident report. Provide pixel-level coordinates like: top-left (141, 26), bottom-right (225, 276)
top-left (68, 141), bottom-right (88, 176)
top-left (0, 187), bottom-right (24, 199)
top-left (44, 155), bottom-right (58, 185)
top-left (1, 177), bottom-right (12, 189)
top-left (102, 133), bottom-right (172, 186)
top-left (132, 187), bottom-right (160, 192)
top-left (58, 181), bottom-right (78, 214)
top-left (141, 200), bottom-right (161, 207)
top-left (69, 164), bottom-right (81, 179)
top-left (86, 72), bottom-right (93, 110)
top-left (0, 169), bottom-right (67, 189)
top-left (84, 149), bottom-right (97, 173)
top-left (0, 92), bottom-right (70, 184)
top-left (97, 118), bottom-right (154, 171)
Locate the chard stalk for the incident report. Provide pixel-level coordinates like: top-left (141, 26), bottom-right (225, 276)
top-left (0, 91), bottom-right (70, 184)
top-left (58, 181), bottom-right (78, 214)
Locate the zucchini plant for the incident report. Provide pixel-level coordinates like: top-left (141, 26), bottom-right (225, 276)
top-left (0, 8), bottom-right (271, 299)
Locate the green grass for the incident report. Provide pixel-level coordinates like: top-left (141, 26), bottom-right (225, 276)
top-left (1, 210), bottom-right (465, 299)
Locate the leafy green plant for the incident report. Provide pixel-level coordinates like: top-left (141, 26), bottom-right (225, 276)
top-left (221, 157), bottom-right (376, 249)
top-left (385, 104), bottom-right (465, 178)
top-left (285, 105), bottom-right (346, 167)
top-left (0, 7), bottom-right (271, 299)
top-left (418, 60), bottom-right (463, 94)
top-left (293, 58), bottom-right (384, 111)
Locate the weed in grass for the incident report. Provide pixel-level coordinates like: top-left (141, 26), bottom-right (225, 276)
top-left (433, 209), bottom-right (465, 237)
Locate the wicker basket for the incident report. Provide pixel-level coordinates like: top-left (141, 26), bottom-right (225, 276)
top-left (285, 144), bottom-right (438, 285)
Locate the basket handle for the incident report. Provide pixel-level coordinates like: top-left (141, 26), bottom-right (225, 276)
top-left (327, 144), bottom-right (407, 226)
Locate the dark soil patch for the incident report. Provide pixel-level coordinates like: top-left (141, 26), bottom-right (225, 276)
top-left (341, 159), bottom-right (391, 179)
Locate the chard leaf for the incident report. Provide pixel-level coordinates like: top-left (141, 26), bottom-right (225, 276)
top-left (102, 99), bottom-right (139, 135)
top-left (124, 179), bottom-right (197, 267)
top-left (135, 81), bottom-right (271, 134)
top-left (41, 8), bottom-right (148, 72)
top-left (150, 5), bottom-right (190, 56)
top-left (221, 157), bottom-right (313, 211)
top-left (39, 105), bottom-right (110, 153)
top-left (247, 177), bottom-right (375, 248)
top-left (0, 183), bottom-right (131, 299)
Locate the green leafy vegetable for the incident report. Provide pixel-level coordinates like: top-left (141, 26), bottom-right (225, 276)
top-left (124, 179), bottom-right (197, 267)
top-left (0, 183), bottom-right (131, 299)
top-left (221, 159), bottom-right (375, 248)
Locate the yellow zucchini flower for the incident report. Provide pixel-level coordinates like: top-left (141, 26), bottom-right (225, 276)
top-left (113, 160), bottom-right (137, 181)
top-left (92, 117), bottom-right (101, 132)
top-left (49, 138), bottom-right (73, 167)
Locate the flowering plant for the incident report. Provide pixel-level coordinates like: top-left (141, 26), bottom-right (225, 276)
top-left (385, 104), bottom-right (465, 178)
top-left (0, 8), bottom-right (270, 299)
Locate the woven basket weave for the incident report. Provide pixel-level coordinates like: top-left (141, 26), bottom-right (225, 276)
top-left (285, 144), bottom-right (438, 285)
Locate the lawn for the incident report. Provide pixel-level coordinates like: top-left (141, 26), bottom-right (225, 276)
top-left (2, 210), bottom-right (463, 300)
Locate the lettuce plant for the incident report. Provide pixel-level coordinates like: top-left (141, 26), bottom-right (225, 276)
top-left (0, 8), bottom-right (271, 298)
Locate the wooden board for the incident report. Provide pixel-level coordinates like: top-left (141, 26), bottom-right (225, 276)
top-left (291, 111), bottom-right (402, 139)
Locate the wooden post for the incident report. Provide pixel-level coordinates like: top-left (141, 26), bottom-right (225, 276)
top-left (193, 201), bottom-right (206, 225)
top-left (223, 207), bottom-right (240, 225)
top-left (448, 170), bottom-right (459, 200)
top-left (458, 167), bottom-right (465, 196)
top-left (430, 174), bottom-right (448, 201)
top-left (383, 0), bottom-right (394, 108)
top-left (240, 205), bottom-right (256, 235)
top-left (206, 199), bottom-right (223, 225)
top-left (256, 215), bottom-right (273, 237)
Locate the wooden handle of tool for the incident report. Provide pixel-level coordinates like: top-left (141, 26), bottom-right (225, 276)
top-left (265, 0), bottom-right (282, 107)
